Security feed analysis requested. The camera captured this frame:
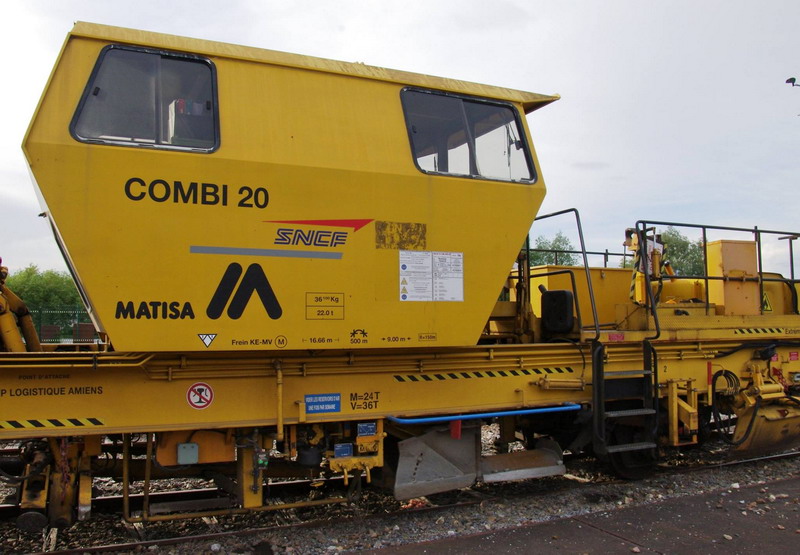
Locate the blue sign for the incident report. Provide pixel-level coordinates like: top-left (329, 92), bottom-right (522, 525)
top-left (305, 393), bottom-right (341, 413)
top-left (334, 443), bottom-right (353, 458)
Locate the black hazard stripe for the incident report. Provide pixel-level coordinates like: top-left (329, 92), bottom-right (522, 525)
top-left (394, 367), bottom-right (574, 383)
top-left (0, 418), bottom-right (104, 430)
top-left (734, 328), bottom-right (784, 335)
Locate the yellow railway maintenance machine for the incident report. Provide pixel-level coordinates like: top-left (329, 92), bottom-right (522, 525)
top-left (2, 22), bottom-right (800, 529)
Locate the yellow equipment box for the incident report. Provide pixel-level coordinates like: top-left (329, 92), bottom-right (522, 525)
top-left (706, 240), bottom-right (760, 316)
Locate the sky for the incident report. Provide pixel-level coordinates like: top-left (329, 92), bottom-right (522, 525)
top-left (2, 0), bottom-right (800, 276)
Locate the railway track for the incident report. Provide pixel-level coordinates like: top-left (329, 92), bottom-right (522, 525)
top-left (2, 446), bottom-right (796, 554)
top-left (660, 448), bottom-right (800, 473)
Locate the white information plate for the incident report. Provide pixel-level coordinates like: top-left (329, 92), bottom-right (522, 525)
top-left (399, 251), bottom-right (463, 302)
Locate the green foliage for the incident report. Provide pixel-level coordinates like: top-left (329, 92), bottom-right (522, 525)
top-left (5, 265), bottom-right (82, 307)
top-left (530, 231), bottom-right (578, 266)
top-left (660, 227), bottom-right (704, 276)
top-left (4, 266), bottom-right (89, 340)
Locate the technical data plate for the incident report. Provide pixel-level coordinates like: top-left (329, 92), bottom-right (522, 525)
top-left (399, 251), bottom-right (463, 302)
top-left (480, 448), bottom-right (565, 483)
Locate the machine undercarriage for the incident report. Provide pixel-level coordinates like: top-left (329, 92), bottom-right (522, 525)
top-left (3, 265), bottom-right (800, 527)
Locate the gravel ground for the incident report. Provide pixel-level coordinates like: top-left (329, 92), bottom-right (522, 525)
top-left (1, 433), bottom-right (799, 553)
top-left (212, 450), bottom-right (800, 554)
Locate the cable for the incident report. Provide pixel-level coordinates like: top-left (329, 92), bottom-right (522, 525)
top-left (711, 369), bottom-right (760, 446)
top-left (549, 336), bottom-right (587, 372)
top-left (784, 395), bottom-right (800, 407)
top-left (0, 453), bottom-right (51, 484)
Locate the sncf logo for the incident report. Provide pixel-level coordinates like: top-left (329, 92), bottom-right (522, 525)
top-left (207, 263), bottom-right (282, 320)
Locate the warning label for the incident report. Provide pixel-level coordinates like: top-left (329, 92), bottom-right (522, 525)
top-left (305, 393), bottom-right (341, 414)
top-left (762, 292), bottom-right (773, 312)
top-left (187, 382), bottom-right (214, 410)
top-left (399, 251), bottom-right (463, 302)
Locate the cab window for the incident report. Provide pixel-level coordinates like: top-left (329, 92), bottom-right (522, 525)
top-left (71, 46), bottom-right (218, 151)
top-left (401, 89), bottom-right (534, 182)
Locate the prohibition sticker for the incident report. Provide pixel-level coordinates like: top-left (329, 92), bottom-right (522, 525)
top-left (187, 382), bottom-right (214, 410)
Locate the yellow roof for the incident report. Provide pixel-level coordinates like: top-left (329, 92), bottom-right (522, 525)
top-left (70, 22), bottom-right (559, 114)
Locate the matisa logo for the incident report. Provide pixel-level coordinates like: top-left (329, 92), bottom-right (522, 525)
top-left (116, 301), bottom-right (195, 320)
top-left (207, 263), bottom-right (282, 320)
top-left (115, 263), bottom-right (280, 321)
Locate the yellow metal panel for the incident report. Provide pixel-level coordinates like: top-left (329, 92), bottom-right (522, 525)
top-left (733, 403), bottom-right (800, 452)
top-left (25, 26), bottom-right (548, 353)
top-left (83, 435), bottom-right (102, 456)
top-left (3, 341), bottom-right (800, 451)
top-left (78, 472), bottom-right (92, 521)
top-left (762, 273), bottom-right (791, 315)
top-left (155, 430), bottom-right (236, 466)
top-left (20, 466), bottom-right (49, 510)
top-left (706, 240), bottom-right (759, 315)
top-left (531, 266), bottom-right (631, 328)
top-left (237, 441), bottom-right (263, 508)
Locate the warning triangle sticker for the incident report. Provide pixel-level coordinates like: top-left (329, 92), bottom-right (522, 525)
top-left (401, 287), bottom-right (408, 294)
top-left (762, 292), bottom-right (773, 312)
top-left (401, 278), bottom-right (408, 285)
top-left (198, 334), bottom-right (217, 348)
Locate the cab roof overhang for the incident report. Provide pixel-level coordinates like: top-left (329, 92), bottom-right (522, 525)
top-left (69, 22), bottom-right (559, 114)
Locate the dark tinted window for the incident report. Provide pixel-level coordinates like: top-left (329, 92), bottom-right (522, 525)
top-left (72, 47), bottom-right (217, 151)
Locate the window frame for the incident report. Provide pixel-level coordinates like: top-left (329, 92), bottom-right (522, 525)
top-left (70, 44), bottom-right (220, 153)
top-left (400, 87), bottom-right (537, 184)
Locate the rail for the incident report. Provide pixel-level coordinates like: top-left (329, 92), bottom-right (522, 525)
top-left (529, 247), bottom-right (633, 268)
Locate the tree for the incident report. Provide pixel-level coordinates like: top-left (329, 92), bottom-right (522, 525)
top-left (4, 266), bottom-right (87, 337)
top-left (660, 227), bottom-right (704, 276)
top-left (530, 231), bottom-right (578, 266)
top-left (4, 265), bottom-right (82, 307)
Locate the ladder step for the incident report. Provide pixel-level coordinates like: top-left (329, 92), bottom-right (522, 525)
top-left (605, 408), bottom-right (656, 419)
top-left (605, 442), bottom-right (657, 454)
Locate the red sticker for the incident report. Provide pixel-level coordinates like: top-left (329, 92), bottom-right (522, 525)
top-left (791, 352), bottom-right (799, 361)
top-left (608, 333), bottom-right (625, 342)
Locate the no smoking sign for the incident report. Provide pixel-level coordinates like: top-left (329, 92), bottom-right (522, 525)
top-left (187, 382), bottom-right (214, 410)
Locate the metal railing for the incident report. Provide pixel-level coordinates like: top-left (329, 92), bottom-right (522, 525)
top-left (634, 220), bottom-right (800, 340)
top-left (532, 208), bottom-right (601, 341)
top-left (27, 306), bottom-right (96, 343)
top-left (526, 214), bottom-right (800, 343)
top-left (529, 248), bottom-right (633, 268)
